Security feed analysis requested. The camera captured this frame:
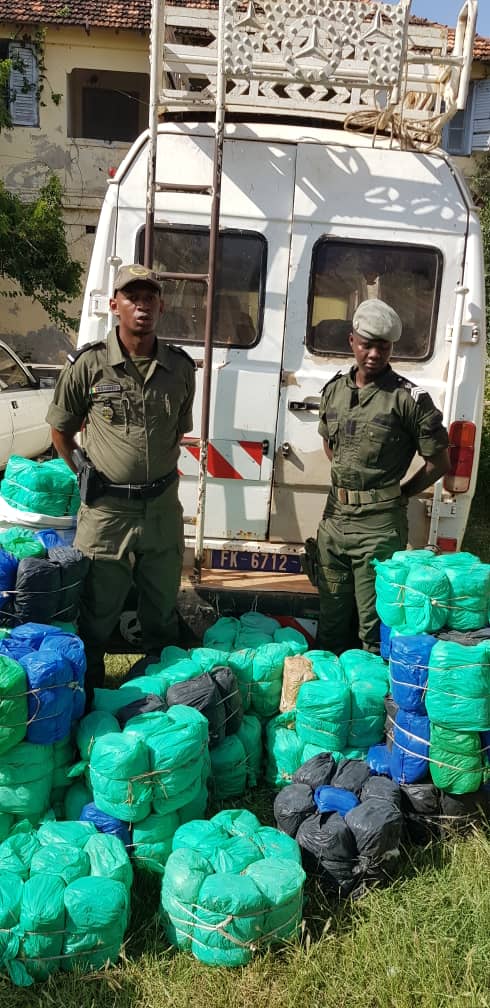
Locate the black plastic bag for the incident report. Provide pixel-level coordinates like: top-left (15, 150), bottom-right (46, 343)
top-left (48, 547), bottom-right (90, 622)
top-left (361, 776), bottom-right (402, 808)
top-left (331, 759), bottom-right (370, 795)
top-left (296, 811), bottom-right (357, 897)
top-left (116, 693), bottom-right (168, 728)
top-left (166, 671), bottom-right (226, 748)
top-left (211, 665), bottom-right (243, 736)
top-left (292, 752), bottom-right (336, 790)
top-left (400, 780), bottom-right (441, 844)
top-left (384, 694), bottom-right (398, 752)
top-left (14, 558), bottom-right (62, 624)
top-left (273, 783), bottom-right (316, 837)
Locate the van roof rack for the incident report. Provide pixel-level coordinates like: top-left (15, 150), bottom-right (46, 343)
top-left (159, 0), bottom-right (477, 148)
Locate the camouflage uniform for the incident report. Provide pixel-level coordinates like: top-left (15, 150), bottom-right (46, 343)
top-left (317, 365), bottom-right (448, 653)
top-left (46, 327), bottom-right (195, 688)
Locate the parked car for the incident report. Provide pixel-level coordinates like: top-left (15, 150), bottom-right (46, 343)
top-left (0, 341), bottom-right (59, 470)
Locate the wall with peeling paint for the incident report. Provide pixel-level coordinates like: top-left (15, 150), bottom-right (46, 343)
top-left (0, 23), bottom-right (149, 360)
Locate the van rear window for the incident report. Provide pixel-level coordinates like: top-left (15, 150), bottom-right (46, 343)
top-left (307, 239), bottom-right (442, 361)
top-left (138, 226), bottom-right (266, 348)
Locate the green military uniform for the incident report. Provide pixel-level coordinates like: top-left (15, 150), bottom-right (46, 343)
top-left (46, 327), bottom-right (195, 687)
top-left (317, 365), bottom-right (448, 653)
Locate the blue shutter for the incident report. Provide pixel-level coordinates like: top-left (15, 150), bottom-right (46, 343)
top-left (8, 43), bottom-right (39, 127)
top-left (471, 79), bottom-right (490, 152)
top-left (444, 84), bottom-right (474, 155)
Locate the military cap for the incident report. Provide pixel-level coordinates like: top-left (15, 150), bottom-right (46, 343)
top-left (352, 299), bottom-right (402, 344)
top-left (113, 263), bottom-right (162, 294)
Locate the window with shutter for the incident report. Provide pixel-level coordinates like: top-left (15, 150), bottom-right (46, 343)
top-left (443, 84), bottom-right (475, 156)
top-left (8, 42), bottom-right (39, 127)
top-left (471, 78), bottom-right (490, 152)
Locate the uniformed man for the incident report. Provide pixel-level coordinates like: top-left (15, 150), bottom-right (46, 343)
top-left (46, 263), bottom-right (196, 697)
top-left (316, 298), bottom-right (450, 655)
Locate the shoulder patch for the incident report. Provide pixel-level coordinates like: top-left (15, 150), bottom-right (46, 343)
top-left (397, 376), bottom-right (428, 403)
top-left (320, 370), bottom-right (343, 394)
top-left (67, 341), bottom-right (105, 365)
top-left (168, 345), bottom-right (197, 371)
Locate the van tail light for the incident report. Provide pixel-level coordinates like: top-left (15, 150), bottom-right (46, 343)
top-left (443, 420), bottom-right (476, 493)
top-left (436, 537), bottom-right (458, 553)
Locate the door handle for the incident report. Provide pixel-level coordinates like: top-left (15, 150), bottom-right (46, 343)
top-left (281, 442), bottom-right (290, 458)
top-left (288, 401), bottom-right (319, 412)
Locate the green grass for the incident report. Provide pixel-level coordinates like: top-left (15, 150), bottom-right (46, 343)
top-left (2, 830), bottom-right (490, 1008)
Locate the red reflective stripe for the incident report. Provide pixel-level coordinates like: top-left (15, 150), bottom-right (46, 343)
top-left (239, 440), bottom-right (263, 464)
top-left (207, 443), bottom-right (242, 479)
top-left (185, 444), bottom-right (200, 461)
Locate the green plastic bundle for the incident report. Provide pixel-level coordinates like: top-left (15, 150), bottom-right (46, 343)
top-left (0, 456), bottom-right (80, 517)
top-left (0, 873), bottom-right (24, 984)
top-left (62, 876), bottom-right (129, 972)
top-left (203, 617), bottom-right (239, 651)
top-left (426, 641), bottom-right (490, 731)
top-left (373, 558), bottom-right (408, 628)
top-left (126, 706), bottom-right (209, 816)
top-left (0, 655), bottom-right (27, 756)
top-left (340, 650), bottom-right (389, 686)
top-left (227, 648), bottom-right (255, 711)
top-left (234, 612), bottom-right (279, 650)
top-left (236, 713), bottom-right (262, 787)
top-left (347, 678), bottom-right (387, 749)
top-left (429, 724), bottom-right (483, 794)
top-left (189, 647), bottom-right (230, 674)
top-left (0, 527), bottom-right (45, 560)
top-left (0, 811), bottom-right (13, 842)
top-left (89, 732), bottom-right (152, 823)
top-left (403, 563), bottom-right (451, 634)
top-left (432, 553), bottom-right (490, 631)
top-left (30, 842), bottom-right (90, 885)
top-left (250, 642), bottom-right (293, 719)
top-left (303, 650), bottom-right (344, 682)
top-left (210, 735), bottom-right (248, 799)
top-left (160, 810), bottom-right (304, 966)
top-left (0, 742), bottom-right (54, 821)
top-left (296, 680), bottom-right (351, 752)
top-left (17, 875), bottom-right (65, 983)
top-left (264, 711), bottom-right (303, 788)
top-left (63, 780), bottom-right (93, 820)
top-left (37, 819), bottom-right (97, 849)
top-left (132, 810), bottom-right (180, 874)
top-left (0, 825), bottom-right (40, 879)
top-left (84, 833), bottom-right (133, 891)
top-left (76, 710), bottom-right (121, 762)
top-left (273, 627), bottom-right (308, 652)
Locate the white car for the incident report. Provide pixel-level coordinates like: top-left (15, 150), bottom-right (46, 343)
top-left (0, 341), bottom-right (58, 470)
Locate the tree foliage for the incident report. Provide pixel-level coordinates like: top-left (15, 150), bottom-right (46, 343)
top-left (0, 173), bottom-right (83, 333)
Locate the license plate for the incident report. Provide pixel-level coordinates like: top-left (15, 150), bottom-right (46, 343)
top-left (210, 549), bottom-right (302, 574)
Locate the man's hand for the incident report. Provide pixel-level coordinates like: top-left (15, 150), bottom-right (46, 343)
top-left (400, 448), bottom-right (450, 499)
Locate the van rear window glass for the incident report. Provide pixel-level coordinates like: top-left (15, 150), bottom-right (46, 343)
top-left (138, 227), bottom-right (266, 348)
top-left (307, 240), bottom-right (442, 361)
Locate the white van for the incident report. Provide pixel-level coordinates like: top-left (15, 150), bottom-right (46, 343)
top-left (78, 1), bottom-right (486, 578)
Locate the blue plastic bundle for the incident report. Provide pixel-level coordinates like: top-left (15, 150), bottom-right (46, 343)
top-left (389, 634), bottom-right (436, 715)
top-left (8, 623), bottom-right (63, 649)
top-left (21, 651), bottom-right (74, 744)
top-left (313, 785), bottom-right (359, 816)
top-left (39, 633), bottom-right (86, 720)
top-left (390, 710), bottom-right (430, 784)
top-left (0, 550), bottom-right (18, 592)
top-left (80, 802), bottom-right (132, 849)
top-left (366, 743), bottom-right (392, 777)
top-left (35, 529), bottom-right (64, 550)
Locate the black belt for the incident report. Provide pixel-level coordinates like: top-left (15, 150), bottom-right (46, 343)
top-left (103, 468), bottom-right (178, 500)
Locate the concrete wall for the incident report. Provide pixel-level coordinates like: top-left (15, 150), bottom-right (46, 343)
top-left (0, 23), bottom-right (149, 360)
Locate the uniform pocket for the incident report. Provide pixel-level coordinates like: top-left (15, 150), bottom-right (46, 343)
top-left (364, 422), bottom-right (400, 467)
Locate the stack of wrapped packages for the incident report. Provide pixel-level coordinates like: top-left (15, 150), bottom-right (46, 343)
top-left (273, 751), bottom-right (402, 898)
top-left (0, 456), bottom-right (80, 518)
top-left (0, 818), bottom-right (132, 986)
top-left (374, 549), bottom-right (490, 839)
top-left (0, 525), bottom-right (88, 628)
top-left (160, 809), bottom-right (305, 966)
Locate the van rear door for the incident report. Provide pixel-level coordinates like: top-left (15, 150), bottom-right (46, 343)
top-left (271, 142), bottom-right (470, 548)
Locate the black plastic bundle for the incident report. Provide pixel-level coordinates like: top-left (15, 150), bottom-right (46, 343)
top-left (14, 558), bottom-right (62, 624)
top-left (384, 695), bottom-right (398, 752)
top-left (166, 672), bottom-right (226, 748)
top-left (331, 759), bottom-right (371, 795)
top-left (399, 780), bottom-right (441, 844)
top-left (345, 798), bottom-right (403, 888)
top-left (116, 693), bottom-right (168, 728)
top-left (273, 783), bottom-right (316, 837)
top-left (211, 666), bottom-right (243, 735)
top-left (296, 812), bottom-right (357, 897)
top-left (48, 547), bottom-right (90, 622)
top-left (360, 775), bottom-right (401, 808)
top-left (292, 752), bottom-right (336, 790)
